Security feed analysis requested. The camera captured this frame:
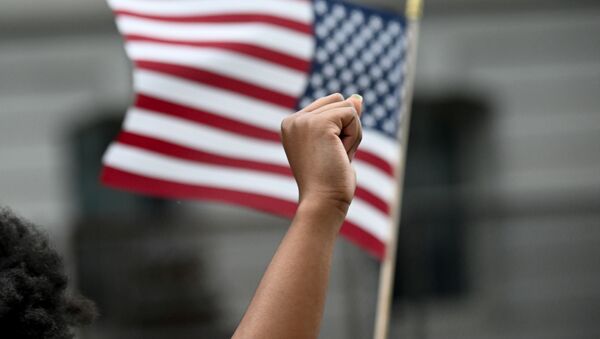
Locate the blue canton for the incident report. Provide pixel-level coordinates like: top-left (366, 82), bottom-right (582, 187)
top-left (298, 0), bottom-right (408, 139)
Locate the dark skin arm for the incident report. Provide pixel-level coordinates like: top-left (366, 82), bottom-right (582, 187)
top-left (232, 93), bottom-right (363, 339)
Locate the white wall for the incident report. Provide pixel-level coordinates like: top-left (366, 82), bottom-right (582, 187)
top-left (392, 7), bottom-right (600, 339)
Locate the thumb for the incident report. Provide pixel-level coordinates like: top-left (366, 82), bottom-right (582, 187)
top-left (346, 94), bottom-right (363, 117)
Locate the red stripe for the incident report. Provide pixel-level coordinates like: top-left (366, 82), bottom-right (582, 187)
top-left (133, 96), bottom-right (393, 212)
top-left (135, 94), bottom-right (281, 142)
top-left (102, 165), bottom-right (298, 216)
top-left (355, 150), bottom-right (394, 176)
top-left (116, 131), bottom-right (390, 214)
top-left (135, 60), bottom-right (297, 108)
top-left (114, 11), bottom-right (312, 35)
top-left (125, 35), bottom-right (311, 73)
top-left (355, 187), bottom-right (389, 214)
top-left (339, 220), bottom-right (386, 260)
top-left (118, 131), bottom-right (292, 176)
top-left (134, 95), bottom-right (394, 180)
top-left (101, 166), bottom-right (385, 260)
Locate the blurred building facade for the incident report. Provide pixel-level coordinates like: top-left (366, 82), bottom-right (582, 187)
top-left (1, 0), bottom-right (599, 338)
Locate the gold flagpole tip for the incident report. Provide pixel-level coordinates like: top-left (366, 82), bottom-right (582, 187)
top-left (405, 0), bottom-right (423, 20)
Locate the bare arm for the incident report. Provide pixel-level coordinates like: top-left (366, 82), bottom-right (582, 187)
top-left (232, 93), bottom-right (363, 339)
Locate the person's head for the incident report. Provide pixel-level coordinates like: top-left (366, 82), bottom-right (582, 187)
top-left (0, 208), bottom-right (96, 339)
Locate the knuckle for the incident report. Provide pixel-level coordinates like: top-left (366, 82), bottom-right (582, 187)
top-left (332, 93), bottom-right (344, 101)
top-left (311, 97), bottom-right (323, 106)
top-left (344, 106), bottom-right (357, 117)
top-left (295, 115), bottom-right (312, 128)
top-left (281, 116), bottom-right (293, 131)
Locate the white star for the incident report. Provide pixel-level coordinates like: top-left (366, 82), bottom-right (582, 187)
top-left (358, 26), bottom-right (373, 40)
top-left (324, 16), bottom-right (338, 30)
top-left (316, 49), bottom-right (328, 63)
top-left (343, 45), bottom-right (357, 59)
top-left (358, 74), bottom-right (370, 88)
top-left (365, 90), bottom-right (377, 104)
top-left (383, 119), bottom-right (396, 134)
top-left (389, 44), bottom-right (402, 59)
top-left (376, 81), bottom-right (388, 94)
top-left (332, 4), bottom-right (346, 18)
top-left (362, 115), bottom-right (376, 127)
top-left (334, 55), bottom-right (347, 69)
top-left (351, 10), bottom-right (364, 24)
top-left (352, 59), bottom-right (365, 73)
top-left (311, 74), bottom-right (324, 87)
top-left (389, 22), bottom-right (402, 34)
top-left (371, 65), bottom-right (383, 78)
top-left (326, 40), bottom-right (338, 53)
top-left (371, 42), bottom-right (384, 57)
top-left (323, 64), bottom-right (336, 77)
top-left (374, 105), bottom-right (386, 118)
top-left (316, 25), bottom-right (328, 39)
top-left (385, 96), bottom-right (397, 110)
top-left (362, 50), bottom-right (375, 64)
top-left (352, 36), bottom-right (366, 50)
top-left (314, 88), bottom-right (328, 99)
top-left (380, 32), bottom-right (392, 46)
top-left (334, 31), bottom-right (347, 45)
top-left (381, 56), bottom-right (393, 70)
top-left (369, 16), bottom-right (383, 30)
top-left (341, 25), bottom-right (355, 37)
top-left (327, 79), bottom-right (341, 92)
top-left (387, 71), bottom-right (398, 83)
top-left (315, 1), bottom-right (328, 15)
top-left (344, 85), bottom-right (358, 97)
top-left (340, 69), bottom-right (353, 83)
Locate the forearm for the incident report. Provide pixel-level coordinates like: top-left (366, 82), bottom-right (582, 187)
top-left (232, 200), bottom-right (345, 339)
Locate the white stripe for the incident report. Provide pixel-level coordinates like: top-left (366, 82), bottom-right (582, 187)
top-left (347, 199), bottom-right (390, 242)
top-left (116, 16), bottom-right (313, 59)
top-left (360, 131), bottom-right (399, 166)
top-left (108, 0), bottom-right (313, 24)
top-left (126, 42), bottom-right (307, 96)
top-left (133, 71), bottom-right (397, 181)
top-left (134, 70), bottom-right (292, 131)
top-left (354, 162), bottom-right (394, 202)
top-left (124, 108), bottom-right (288, 165)
top-left (123, 108), bottom-right (396, 203)
top-left (104, 142), bottom-right (297, 200)
top-left (103, 143), bottom-right (390, 242)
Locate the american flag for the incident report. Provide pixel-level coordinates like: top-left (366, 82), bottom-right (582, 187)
top-left (101, 0), bottom-right (410, 259)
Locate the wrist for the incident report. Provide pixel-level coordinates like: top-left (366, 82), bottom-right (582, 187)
top-left (295, 197), bottom-right (348, 233)
top-left (299, 191), bottom-right (351, 215)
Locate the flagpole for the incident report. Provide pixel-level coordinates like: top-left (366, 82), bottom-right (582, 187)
top-left (373, 1), bottom-right (423, 339)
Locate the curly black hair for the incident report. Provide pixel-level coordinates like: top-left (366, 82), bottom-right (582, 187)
top-left (0, 208), bottom-right (96, 339)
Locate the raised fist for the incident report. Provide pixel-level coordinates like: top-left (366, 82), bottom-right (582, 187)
top-left (281, 93), bottom-right (363, 217)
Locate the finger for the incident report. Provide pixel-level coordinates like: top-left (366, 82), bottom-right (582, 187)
top-left (342, 115), bottom-right (361, 157)
top-left (348, 119), bottom-right (363, 161)
top-left (310, 99), bottom-right (354, 115)
top-left (299, 93), bottom-right (344, 113)
top-left (321, 107), bottom-right (361, 154)
top-left (345, 94), bottom-right (363, 160)
top-left (310, 94), bottom-right (362, 115)
top-left (347, 94), bottom-right (363, 117)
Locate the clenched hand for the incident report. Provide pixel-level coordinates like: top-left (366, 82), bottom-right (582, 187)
top-left (281, 93), bottom-right (363, 220)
